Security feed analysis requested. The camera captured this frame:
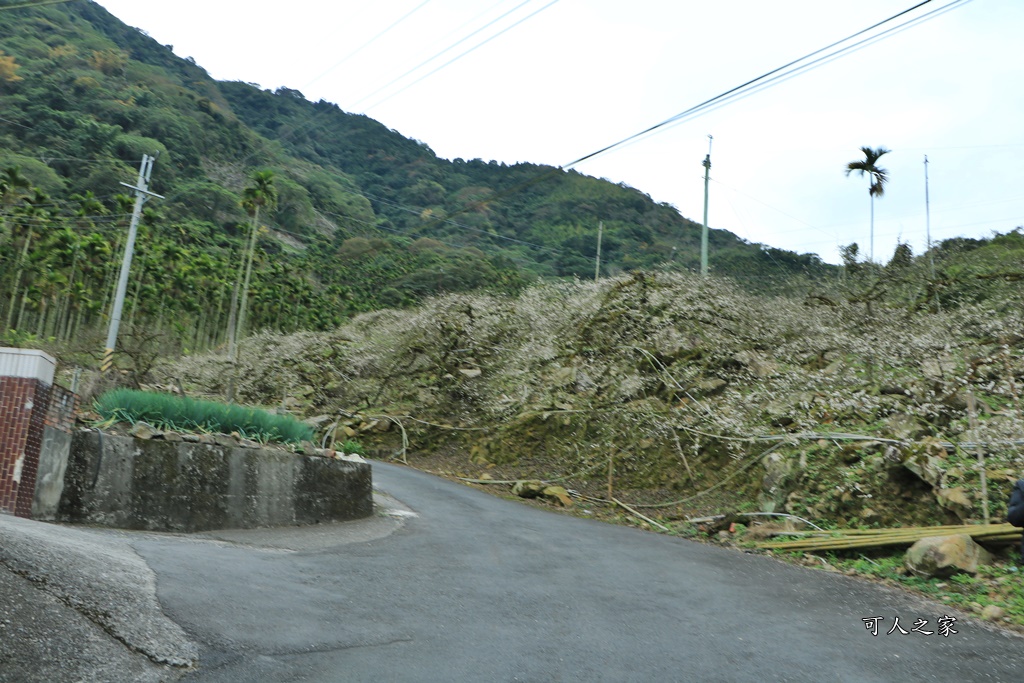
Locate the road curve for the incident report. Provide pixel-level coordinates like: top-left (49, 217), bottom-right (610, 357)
top-left (131, 461), bottom-right (1023, 682)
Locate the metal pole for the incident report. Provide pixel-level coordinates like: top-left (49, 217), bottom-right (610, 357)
top-left (102, 155), bottom-right (163, 373)
top-left (701, 135), bottom-right (712, 277)
top-left (594, 221), bottom-right (603, 281)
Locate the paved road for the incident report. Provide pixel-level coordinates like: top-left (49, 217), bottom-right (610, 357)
top-left (126, 462), bottom-right (1023, 682)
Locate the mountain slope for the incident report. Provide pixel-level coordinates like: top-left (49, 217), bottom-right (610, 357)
top-left (0, 0), bottom-right (831, 355)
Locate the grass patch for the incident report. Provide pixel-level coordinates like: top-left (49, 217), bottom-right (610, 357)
top-left (94, 389), bottom-right (314, 444)
top-left (814, 549), bottom-right (1024, 627)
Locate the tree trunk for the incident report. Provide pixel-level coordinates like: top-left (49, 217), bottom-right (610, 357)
top-left (4, 230), bottom-right (32, 332)
top-left (236, 205), bottom-right (260, 347)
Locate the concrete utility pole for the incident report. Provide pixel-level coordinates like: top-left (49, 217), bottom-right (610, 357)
top-left (102, 154), bottom-right (163, 373)
top-left (924, 155), bottom-right (935, 280)
top-left (701, 135), bottom-right (712, 277)
top-left (594, 221), bottom-right (603, 281)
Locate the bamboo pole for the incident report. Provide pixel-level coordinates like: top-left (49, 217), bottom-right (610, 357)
top-left (613, 498), bottom-right (672, 532)
top-left (758, 523), bottom-right (1020, 552)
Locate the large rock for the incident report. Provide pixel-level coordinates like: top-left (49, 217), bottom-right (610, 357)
top-left (900, 438), bottom-right (948, 489)
top-left (905, 534), bottom-right (992, 579)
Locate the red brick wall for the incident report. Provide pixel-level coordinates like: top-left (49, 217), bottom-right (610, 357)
top-left (0, 376), bottom-right (53, 517)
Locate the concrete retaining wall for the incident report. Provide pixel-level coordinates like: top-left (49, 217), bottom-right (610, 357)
top-left (57, 432), bottom-right (372, 532)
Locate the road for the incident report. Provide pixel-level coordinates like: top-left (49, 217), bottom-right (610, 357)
top-left (124, 462), bottom-right (1022, 682)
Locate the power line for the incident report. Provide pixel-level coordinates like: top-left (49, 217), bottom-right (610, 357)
top-left (301, 0), bottom-right (435, 92)
top-left (346, 0), bottom-right (536, 111)
top-left (561, 0), bottom-right (968, 171)
top-left (356, 0), bottom-right (562, 113)
top-left (412, 1), bottom-right (967, 239)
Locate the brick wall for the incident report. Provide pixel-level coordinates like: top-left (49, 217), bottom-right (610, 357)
top-left (0, 376), bottom-right (51, 516)
top-left (0, 345), bottom-right (77, 518)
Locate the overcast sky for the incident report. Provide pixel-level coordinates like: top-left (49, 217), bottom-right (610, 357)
top-left (93, 0), bottom-right (1023, 264)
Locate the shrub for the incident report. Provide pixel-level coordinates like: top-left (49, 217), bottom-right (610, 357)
top-left (94, 389), bottom-right (313, 444)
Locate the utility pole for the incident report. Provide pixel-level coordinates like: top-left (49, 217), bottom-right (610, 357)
top-left (701, 135), bottom-right (712, 277)
top-left (102, 154), bottom-right (163, 373)
top-left (594, 221), bottom-right (603, 281)
top-left (924, 155), bottom-right (936, 280)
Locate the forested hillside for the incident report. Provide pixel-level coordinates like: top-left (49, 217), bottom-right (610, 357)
top-left (0, 0), bottom-right (831, 360)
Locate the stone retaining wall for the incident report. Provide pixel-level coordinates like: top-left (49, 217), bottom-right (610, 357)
top-left (57, 431), bottom-right (372, 532)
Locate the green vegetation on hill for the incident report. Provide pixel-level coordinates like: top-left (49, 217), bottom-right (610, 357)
top-left (0, 0), bottom-right (836, 361)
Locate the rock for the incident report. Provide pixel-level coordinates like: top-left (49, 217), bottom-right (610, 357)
top-left (900, 439), bottom-right (948, 489)
top-left (197, 434), bottom-right (215, 445)
top-left (733, 350), bottom-right (777, 378)
top-left (511, 480), bottom-right (546, 499)
top-left (935, 486), bottom-right (973, 518)
top-left (298, 440), bottom-right (317, 454)
top-left (213, 434), bottom-right (236, 448)
top-left (372, 419), bottom-right (391, 433)
top-left (238, 438), bottom-right (261, 449)
top-left (282, 396), bottom-right (306, 411)
top-left (339, 453), bottom-right (366, 463)
top-left (334, 425), bottom-right (358, 439)
top-left (181, 433), bottom-right (200, 443)
top-left (458, 367), bottom-right (482, 379)
top-left (542, 486), bottom-right (573, 507)
top-left (981, 605), bottom-right (1005, 621)
top-left (129, 422), bottom-right (160, 440)
top-left (921, 355), bottom-right (955, 379)
top-left (758, 452), bottom-right (794, 512)
top-left (162, 431), bottom-right (183, 443)
top-left (904, 534), bottom-right (992, 579)
top-left (357, 420), bottom-right (379, 433)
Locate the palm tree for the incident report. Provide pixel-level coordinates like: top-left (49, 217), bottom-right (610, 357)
top-left (232, 170), bottom-right (276, 351)
top-left (845, 146), bottom-right (890, 263)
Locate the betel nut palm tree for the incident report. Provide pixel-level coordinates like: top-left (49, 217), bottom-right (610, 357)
top-left (845, 146), bottom-right (890, 263)
top-left (233, 170), bottom-right (276, 355)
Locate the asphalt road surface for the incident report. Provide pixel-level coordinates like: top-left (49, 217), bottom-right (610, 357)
top-left (121, 462), bottom-right (1024, 682)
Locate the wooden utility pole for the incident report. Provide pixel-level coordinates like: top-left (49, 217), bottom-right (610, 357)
top-left (701, 135), bottom-right (712, 277)
top-left (594, 221), bottom-right (603, 281)
top-left (102, 154), bottom-right (162, 373)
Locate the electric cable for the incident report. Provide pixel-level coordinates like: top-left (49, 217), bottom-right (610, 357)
top-left (561, 0), bottom-right (967, 171)
top-left (302, 0), bottom-right (435, 92)
top-left (413, 0), bottom-right (970, 236)
top-left (360, 0), bottom-right (565, 113)
top-left (344, 0), bottom-right (522, 110)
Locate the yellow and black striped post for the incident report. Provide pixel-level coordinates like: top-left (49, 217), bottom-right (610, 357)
top-left (101, 347), bottom-right (114, 374)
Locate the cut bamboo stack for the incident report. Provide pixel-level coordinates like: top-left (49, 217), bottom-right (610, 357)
top-left (756, 523), bottom-right (1021, 552)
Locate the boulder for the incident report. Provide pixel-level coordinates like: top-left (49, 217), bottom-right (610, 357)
top-left (935, 486), bottom-right (973, 519)
top-left (542, 486), bottom-right (574, 507)
top-left (900, 439), bottom-right (948, 489)
top-left (905, 534), bottom-right (992, 579)
top-left (512, 480), bottom-right (546, 499)
top-left (981, 605), bottom-right (1005, 622)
